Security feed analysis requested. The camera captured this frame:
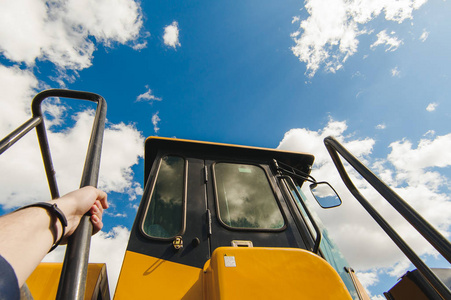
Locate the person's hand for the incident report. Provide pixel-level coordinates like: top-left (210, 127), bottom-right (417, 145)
top-left (49, 186), bottom-right (108, 241)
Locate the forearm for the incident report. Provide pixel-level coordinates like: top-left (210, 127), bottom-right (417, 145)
top-left (0, 204), bottom-right (62, 287)
top-left (0, 187), bottom-right (107, 288)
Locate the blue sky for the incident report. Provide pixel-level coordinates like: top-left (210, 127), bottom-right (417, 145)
top-left (1, 0), bottom-right (450, 298)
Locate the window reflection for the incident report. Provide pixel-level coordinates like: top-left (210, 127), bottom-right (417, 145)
top-left (143, 156), bottom-right (185, 238)
top-left (214, 163), bottom-right (284, 229)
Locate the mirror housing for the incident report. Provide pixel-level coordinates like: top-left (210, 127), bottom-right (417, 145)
top-left (310, 182), bottom-right (342, 209)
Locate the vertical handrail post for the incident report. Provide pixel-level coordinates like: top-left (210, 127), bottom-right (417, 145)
top-left (53, 92), bottom-right (107, 300)
top-left (32, 90), bottom-right (64, 199)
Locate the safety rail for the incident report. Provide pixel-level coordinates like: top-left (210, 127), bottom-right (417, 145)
top-left (0, 89), bottom-right (107, 300)
top-left (324, 136), bottom-right (451, 299)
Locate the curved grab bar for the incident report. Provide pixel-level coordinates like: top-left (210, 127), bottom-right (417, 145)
top-left (324, 136), bottom-right (451, 299)
top-left (0, 89), bottom-right (107, 300)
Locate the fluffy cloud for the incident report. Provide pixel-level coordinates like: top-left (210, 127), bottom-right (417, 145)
top-left (44, 226), bottom-right (130, 294)
top-left (419, 29), bottom-right (429, 42)
top-left (0, 66), bottom-right (39, 134)
top-left (0, 97), bottom-right (145, 208)
top-left (370, 30), bottom-right (403, 52)
top-left (291, 0), bottom-right (427, 77)
top-left (426, 102), bottom-right (438, 112)
top-left (0, 0), bottom-right (146, 209)
top-left (391, 66), bottom-right (400, 77)
top-left (136, 85), bottom-right (162, 104)
top-left (152, 112), bottom-right (161, 133)
top-left (163, 21), bottom-right (181, 49)
top-left (278, 119), bottom-right (451, 289)
top-left (0, 0), bottom-right (144, 70)
top-left (355, 270), bottom-right (379, 290)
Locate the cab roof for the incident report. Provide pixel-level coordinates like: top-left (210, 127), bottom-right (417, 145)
top-left (144, 137), bottom-right (315, 184)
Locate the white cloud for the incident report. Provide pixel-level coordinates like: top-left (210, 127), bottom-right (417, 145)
top-left (356, 90), bottom-right (365, 98)
top-left (356, 270), bottom-right (379, 289)
top-left (371, 30), bottom-right (403, 52)
top-left (44, 226), bottom-right (130, 294)
top-left (0, 70), bottom-right (144, 209)
top-left (0, 0), bottom-right (144, 71)
top-left (163, 21), bottom-right (181, 49)
top-left (136, 86), bottom-right (162, 104)
top-left (426, 102), bottom-right (438, 112)
top-left (132, 41), bottom-right (148, 51)
top-left (424, 130), bottom-right (435, 137)
top-left (99, 122), bottom-right (145, 200)
top-left (419, 29), bottom-right (429, 42)
top-left (278, 119), bottom-right (451, 286)
top-left (292, 16), bottom-right (300, 24)
top-left (291, 0), bottom-right (426, 77)
top-left (376, 123), bottom-right (386, 129)
top-left (387, 259), bottom-right (411, 277)
top-left (0, 66), bottom-right (40, 134)
top-left (391, 67), bottom-right (400, 77)
top-left (0, 0), bottom-right (146, 209)
top-left (152, 112), bottom-right (161, 133)
top-left (0, 104), bottom-right (145, 209)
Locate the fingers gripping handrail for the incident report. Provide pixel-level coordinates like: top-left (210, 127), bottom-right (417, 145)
top-left (324, 136), bottom-right (451, 299)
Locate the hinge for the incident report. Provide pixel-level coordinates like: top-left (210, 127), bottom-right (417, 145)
top-left (204, 165), bottom-right (208, 183)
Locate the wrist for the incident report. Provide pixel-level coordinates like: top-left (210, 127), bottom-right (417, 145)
top-left (17, 202), bottom-right (67, 252)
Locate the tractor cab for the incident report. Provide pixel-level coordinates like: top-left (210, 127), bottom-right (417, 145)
top-left (114, 137), bottom-right (360, 299)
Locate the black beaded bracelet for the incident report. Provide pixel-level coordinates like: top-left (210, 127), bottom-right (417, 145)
top-left (18, 202), bottom-right (68, 252)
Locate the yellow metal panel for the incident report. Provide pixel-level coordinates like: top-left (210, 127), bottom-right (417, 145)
top-left (203, 247), bottom-right (353, 300)
top-left (26, 263), bottom-right (61, 299)
top-left (26, 262), bottom-right (105, 300)
top-left (114, 250), bottom-right (203, 299)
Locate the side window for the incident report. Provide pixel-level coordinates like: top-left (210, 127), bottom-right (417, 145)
top-left (287, 182), bottom-right (359, 299)
top-left (213, 163), bottom-right (285, 230)
top-left (142, 156), bottom-right (186, 239)
top-left (287, 184), bottom-right (317, 239)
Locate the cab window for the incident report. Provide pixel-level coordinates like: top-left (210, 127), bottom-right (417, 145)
top-left (214, 163), bottom-right (284, 229)
top-left (142, 156), bottom-right (185, 238)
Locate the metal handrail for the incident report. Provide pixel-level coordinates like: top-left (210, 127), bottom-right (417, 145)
top-left (324, 136), bottom-right (451, 299)
top-left (0, 89), bottom-right (107, 300)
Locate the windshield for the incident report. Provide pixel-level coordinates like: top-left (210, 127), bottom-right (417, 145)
top-left (214, 163), bottom-right (285, 229)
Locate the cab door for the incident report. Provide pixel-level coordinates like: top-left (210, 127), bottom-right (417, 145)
top-left (127, 155), bottom-right (210, 269)
top-left (116, 155), bottom-right (211, 298)
top-left (205, 160), bottom-right (307, 252)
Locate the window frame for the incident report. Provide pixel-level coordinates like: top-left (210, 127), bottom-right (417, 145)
top-left (212, 161), bottom-right (288, 232)
top-left (140, 154), bottom-right (188, 241)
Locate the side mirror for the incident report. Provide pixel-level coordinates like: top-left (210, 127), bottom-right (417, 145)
top-left (310, 182), bottom-right (342, 208)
